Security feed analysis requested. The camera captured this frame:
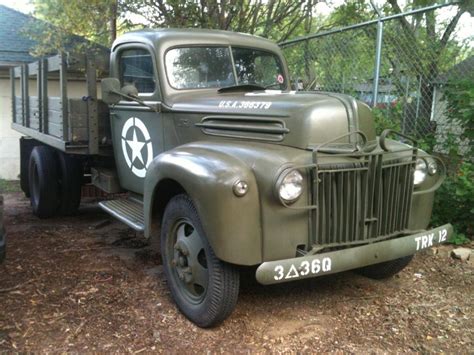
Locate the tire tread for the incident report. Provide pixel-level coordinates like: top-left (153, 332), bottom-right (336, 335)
top-left (161, 194), bottom-right (239, 328)
top-left (356, 255), bottom-right (413, 280)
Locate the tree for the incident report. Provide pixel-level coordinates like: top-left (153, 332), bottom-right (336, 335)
top-left (27, 0), bottom-right (119, 55)
top-left (120, 0), bottom-right (316, 42)
top-left (383, 0), bottom-right (472, 133)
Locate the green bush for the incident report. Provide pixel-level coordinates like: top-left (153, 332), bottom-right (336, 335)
top-left (442, 78), bottom-right (474, 157)
top-left (372, 103), bottom-right (403, 135)
top-left (429, 76), bottom-right (474, 243)
top-left (431, 161), bottom-right (474, 243)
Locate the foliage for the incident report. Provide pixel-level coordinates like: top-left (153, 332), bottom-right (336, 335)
top-left (431, 161), bottom-right (474, 243)
top-left (442, 77), bottom-right (474, 157)
top-left (0, 180), bottom-right (21, 193)
top-left (372, 103), bottom-right (403, 135)
top-left (26, 0), bottom-right (118, 55)
top-left (120, 0), bottom-right (313, 43)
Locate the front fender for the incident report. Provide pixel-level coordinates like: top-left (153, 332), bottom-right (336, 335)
top-left (143, 144), bottom-right (262, 265)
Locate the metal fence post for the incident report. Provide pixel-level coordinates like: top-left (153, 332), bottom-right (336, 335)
top-left (372, 20), bottom-right (383, 107)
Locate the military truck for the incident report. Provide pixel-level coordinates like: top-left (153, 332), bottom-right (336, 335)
top-left (11, 29), bottom-right (451, 327)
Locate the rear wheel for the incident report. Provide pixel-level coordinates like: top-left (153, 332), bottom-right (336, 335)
top-left (57, 152), bottom-right (83, 215)
top-left (28, 146), bottom-right (59, 218)
top-left (161, 194), bottom-right (239, 327)
top-left (355, 255), bottom-right (414, 279)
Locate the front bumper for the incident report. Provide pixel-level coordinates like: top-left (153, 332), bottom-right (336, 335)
top-left (256, 224), bottom-right (452, 285)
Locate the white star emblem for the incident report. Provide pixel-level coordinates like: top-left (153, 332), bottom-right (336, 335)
top-left (121, 117), bottom-right (154, 178)
top-left (126, 129), bottom-right (146, 165)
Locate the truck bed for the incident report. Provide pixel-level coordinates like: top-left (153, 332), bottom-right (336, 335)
top-left (11, 52), bottom-right (112, 155)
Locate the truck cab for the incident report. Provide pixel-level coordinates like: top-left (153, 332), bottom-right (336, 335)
top-left (12, 29), bottom-right (451, 327)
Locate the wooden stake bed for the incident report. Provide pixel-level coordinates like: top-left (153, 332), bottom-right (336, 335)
top-left (11, 52), bottom-right (112, 155)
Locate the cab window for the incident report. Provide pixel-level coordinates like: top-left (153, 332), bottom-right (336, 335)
top-left (119, 48), bottom-right (155, 94)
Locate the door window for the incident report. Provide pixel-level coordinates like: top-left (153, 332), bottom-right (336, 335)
top-left (119, 48), bottom-right (156, 94)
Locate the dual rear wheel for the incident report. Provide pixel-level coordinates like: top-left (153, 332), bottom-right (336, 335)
top-left (28, 146), bottom-right (83, 218)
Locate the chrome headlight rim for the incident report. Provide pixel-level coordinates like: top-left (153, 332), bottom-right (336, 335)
top-left (414, 157), bottom-right (428, 186)
top-left (427, 158), bottom-right (438, 176)
top-left (275, 168), bottom-right (304, 205)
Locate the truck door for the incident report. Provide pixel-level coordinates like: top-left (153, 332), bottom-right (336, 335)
top-left (110, 46), bottom-right (163, 194)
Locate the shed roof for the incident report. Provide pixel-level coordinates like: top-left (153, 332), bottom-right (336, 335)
top-left (0, 5), bottom-right (108, 68)
top-left (0, 5), bottom-right (38, 65)
top-left (434, 55), bottom-right (474, 84)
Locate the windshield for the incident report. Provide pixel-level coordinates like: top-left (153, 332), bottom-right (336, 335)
top-left (165, 46), bottom-right (286, 90)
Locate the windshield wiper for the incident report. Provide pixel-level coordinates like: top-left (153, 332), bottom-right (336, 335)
top-left (217, 84), bottom-right (265, 93)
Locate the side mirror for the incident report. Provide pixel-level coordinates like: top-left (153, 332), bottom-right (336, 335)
top-left (101, 78), bottom-right (122, 105)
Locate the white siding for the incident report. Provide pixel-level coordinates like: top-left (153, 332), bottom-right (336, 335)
top-left (0, 78), bottom-right (22, 180)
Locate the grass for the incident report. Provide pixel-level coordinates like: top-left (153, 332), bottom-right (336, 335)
top-left (0, 179), bottom-right (21, 193)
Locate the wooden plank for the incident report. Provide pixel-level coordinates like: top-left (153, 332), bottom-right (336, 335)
top-left (30, 114), bottom-right (40, 130)
top-left (29, 96), bottom-right (39, 110)
top-left (15, 112), bottom-right (23, 124)
top-left (41, 58), bottom-right (48, 133)
top-left (46, 55), bottom-right (62, 72)
top-left (48, 121), bottom-right (63, 138)
top-left (47, 97), bottom-right (62, 111)
top-left (86, 53), bottom-right (99, 154)
top-left (28, 61), bottom-right (40, 75)
top-left (13, 67), bottom-right (21, 78)
top-left (97, 100), bottom-right (111, 142)
top-left (70, 113), bottom-right (88, 128)
top-left (47, 110), bottom-right (63, 124)
top-left (37, 60), bottom-right (42, 132)
top-left (15, 99), bottom-right (23, 108)
top-left (11, 123), bottom-right (66, 152)
top-left (16, 98), bottom-right (23, 126)
top-left (59, 54), bottom-right (69, 141)
top-left (22, 64), bottom-right (29, 127)
top-left (71, 127), bottom-right (88, 142)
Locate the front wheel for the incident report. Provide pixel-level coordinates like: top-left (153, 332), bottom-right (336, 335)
top-left (355, 255), bottom-right (414, 279)
top-left (161, 194), bottom-right (239, 327)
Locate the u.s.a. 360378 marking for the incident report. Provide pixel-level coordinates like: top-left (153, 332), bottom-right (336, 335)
top-left (274, 257), bottom-right (332, 281)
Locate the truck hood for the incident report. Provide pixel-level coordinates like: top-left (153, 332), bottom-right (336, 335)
top-left (166, 90), bottom-right (376, 150)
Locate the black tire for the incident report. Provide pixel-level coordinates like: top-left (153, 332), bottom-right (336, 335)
top-left (356, 255), bottom-right (414, 280)
top-left (20, 138), bottom-right (38, 198)
top-left (161, 194), bottom-right (240, 328)
top-left (28, 146), bottom-right (59, 218)
top-left (57, 152), bottom-right (83, 215)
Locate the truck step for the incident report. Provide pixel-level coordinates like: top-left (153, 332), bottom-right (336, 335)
top-left (99, 198), bottom-right (145, 232)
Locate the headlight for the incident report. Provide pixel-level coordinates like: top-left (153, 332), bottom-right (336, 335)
top-left (414, 158), bottom-right (427, 186)
top-left (277, 169), bottom-right (303, 204)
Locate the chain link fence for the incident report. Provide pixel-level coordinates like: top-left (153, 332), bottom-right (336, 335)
top-left (280, 3), bottom-right (472, 148)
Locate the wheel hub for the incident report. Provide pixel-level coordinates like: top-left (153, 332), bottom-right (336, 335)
top-left (173, 240), bottom-right (194, 284)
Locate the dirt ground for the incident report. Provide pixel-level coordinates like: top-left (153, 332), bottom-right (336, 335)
top-left (0, 192), bottom-right (472, 353)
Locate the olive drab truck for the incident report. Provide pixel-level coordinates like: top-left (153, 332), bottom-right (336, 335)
top-left (11, 29), bottom-right (452, 327)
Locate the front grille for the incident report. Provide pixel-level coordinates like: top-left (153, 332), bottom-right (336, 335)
top-left (312, 153), bottom-right (415, 246)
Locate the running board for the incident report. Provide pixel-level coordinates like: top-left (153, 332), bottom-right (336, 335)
top-left (99, 198), bottom-right (145, 232)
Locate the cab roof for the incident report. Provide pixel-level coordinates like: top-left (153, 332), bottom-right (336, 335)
top-left (112, 28), bottom-right (281, 54)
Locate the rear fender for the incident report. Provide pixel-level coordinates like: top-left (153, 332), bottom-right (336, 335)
top-left (143, 144), bottom-right (262, 265)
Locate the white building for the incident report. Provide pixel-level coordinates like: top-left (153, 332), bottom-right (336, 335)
top-left (0, 5), bottom-right (38, 180)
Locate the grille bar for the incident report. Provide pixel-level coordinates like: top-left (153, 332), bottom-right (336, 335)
top-left (312, 152), bottom-right (415, 247)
